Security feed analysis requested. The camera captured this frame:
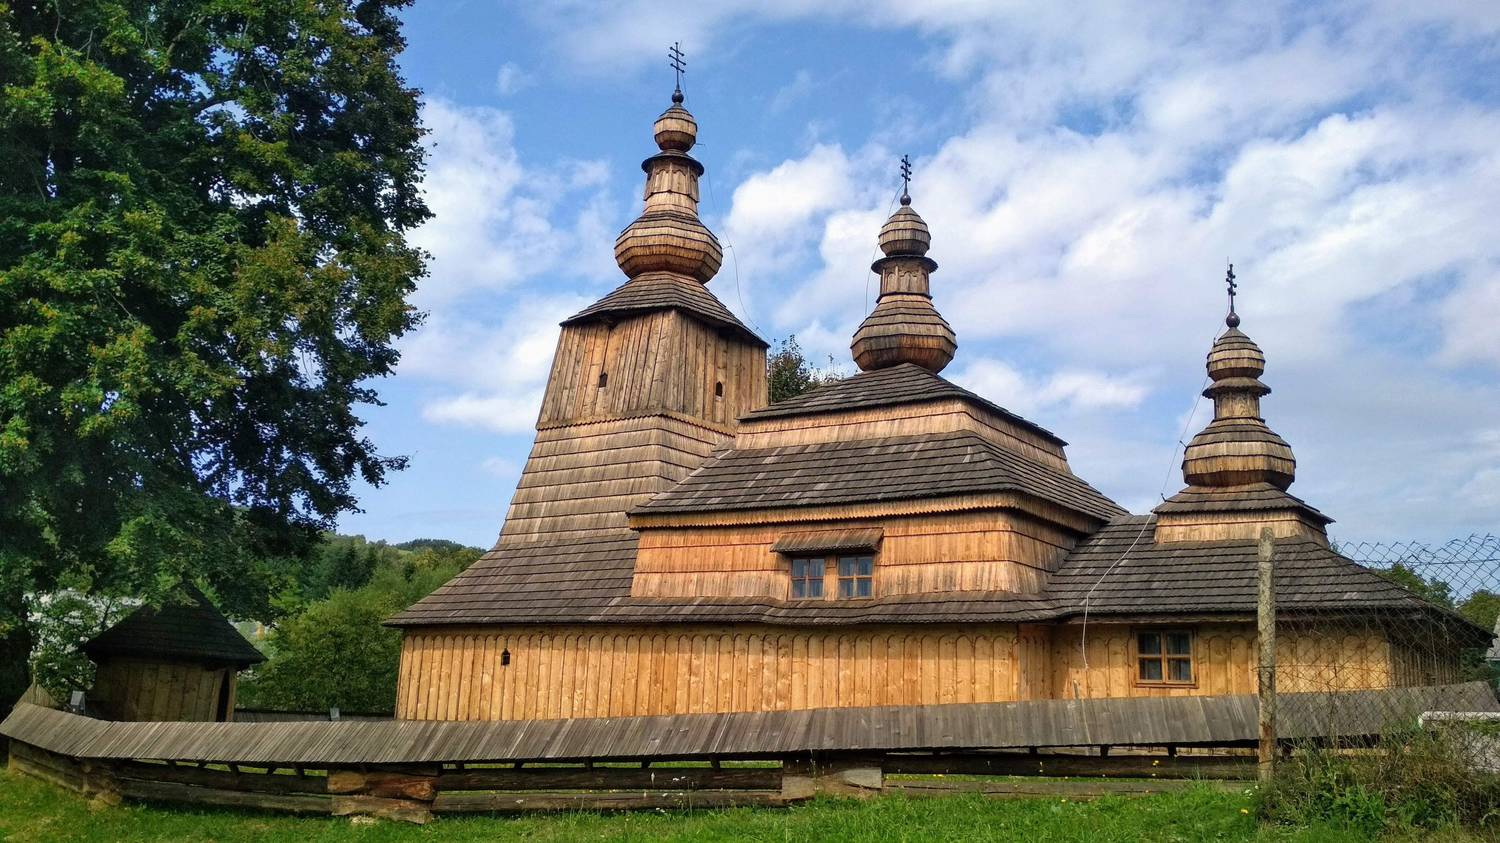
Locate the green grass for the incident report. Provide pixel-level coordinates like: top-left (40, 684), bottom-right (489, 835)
top-left (0, 769), bottom-right (1447, 842)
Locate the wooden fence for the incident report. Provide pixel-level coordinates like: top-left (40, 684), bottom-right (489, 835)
top-left (5, 682), bottom-right (1495, 824)
top-left (7, 737), bottom-right (1257, 824)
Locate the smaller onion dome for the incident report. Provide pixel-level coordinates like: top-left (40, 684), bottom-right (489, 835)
top-left (653, 100), bottom-right (697, 152)
top-left (1180, 318), bottom-right (1296, 490)
top-left (851, 187), bottom-right (956, 374)
top-left (878, 201), bottom-right (931, 256)
top-left (613, 91), bottom-right (721, 284)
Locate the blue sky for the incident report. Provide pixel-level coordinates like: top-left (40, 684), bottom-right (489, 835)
top-left (338, 1), bottom-right (1500, 548)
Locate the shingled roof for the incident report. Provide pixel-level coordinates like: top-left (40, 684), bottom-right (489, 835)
top-left (742, 363), bottom-right (1066, 446)
top-left (1046, 517), bottom-right (1490, 642)
top-left (389, 515), bottom-right (1486, 633)
top-left (1154, 483), bottom-right (1333, 525)
top-left (562, 272), bottom-right (766, 347)
top-left (84, 586), bottom-right (264, 668)
top-left (390, 532), bottom-right (641, 626)
top-left (632, 430), bottom-right (1124, 521)
top-left (387, 528), bottom-right (1070, 627)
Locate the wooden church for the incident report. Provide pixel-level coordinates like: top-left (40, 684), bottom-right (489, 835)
top-left (388, 82), bottom-right (1485, 721)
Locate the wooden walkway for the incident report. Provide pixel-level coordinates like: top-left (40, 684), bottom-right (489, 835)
top-left (4, 682), bottom-right (1494, 766)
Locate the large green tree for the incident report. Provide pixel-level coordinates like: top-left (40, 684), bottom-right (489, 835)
top-left (0, 1), bottom-right (428, 709)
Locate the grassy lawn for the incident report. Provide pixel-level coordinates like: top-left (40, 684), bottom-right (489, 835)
top-left (0, 769), bottom-right (1458, 842)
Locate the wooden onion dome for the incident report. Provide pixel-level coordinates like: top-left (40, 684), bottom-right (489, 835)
top-left (850, 193), bottom-right (957, 373)
top-left (1180, 314), bottom-right (1296, 489)
top-left (613, 89), bottom-right (723, 283)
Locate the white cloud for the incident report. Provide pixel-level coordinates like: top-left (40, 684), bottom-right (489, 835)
top-left (952, 358), bottom-right (1150, 417)
top-left (495, 62), bottom-right (532, 96)
top-left (423, 390), bottom-right (544, 435)
top-left (768, 70), bottom-right (816, 113)
top-left (411, 99), bottom-right (618, 309)
top-left (401, 99), bottom-right (625, 436)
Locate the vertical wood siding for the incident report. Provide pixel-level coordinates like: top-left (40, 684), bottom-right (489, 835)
top-left (396, 625), bottom-right (1029, 721)
top-left (1050, 624), bottom-right (1401, 700)
top-left (89, 659), bottom-right (232, 722)
top-left (398, 621), bottom-right (1449, 721)
top-left (630, 510), bottom-right (1076, 599)
top-left (538, 310), bottom-right (765, 429)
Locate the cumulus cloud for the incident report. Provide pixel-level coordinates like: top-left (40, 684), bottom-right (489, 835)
top-left (951, 358), bottom-right (1150, 417)
top-left (421, 1), bottom-right (1500, 541)
top-left (411, 99), bottom-right (618, 309)
top-left (402, 98), bottom-right (621, 435)
top-left (424, 391), bottom-right (544, 435)
top-left (495, 62), bottom-right (532, 96)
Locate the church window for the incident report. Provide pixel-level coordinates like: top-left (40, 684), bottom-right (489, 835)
top-left (1136, 629), bottom-right (1194, 684)
top-left (714, 381), bottom-right (724, 398)
top-left (790, 558), bottom-right (824, 598)
top-left (597, 372), bottom-right (608, 388)
top-left (837, 555), bottom-right (874, 598)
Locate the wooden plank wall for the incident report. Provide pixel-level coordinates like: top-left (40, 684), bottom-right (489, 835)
top-left (1050, 624), bottom-right (1398, 700)
top-left (396, 624), bottom-right (1033, 721)
top-left (90, 659), bottom-right (230, 722)
top-left (1153, 510), bottom-right (1329, 544)
top-left (537, 310), bottom-right (765, 429)
top-left (631, 510), bottom-right (1076, 599)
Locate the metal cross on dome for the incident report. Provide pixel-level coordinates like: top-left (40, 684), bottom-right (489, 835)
top-left (1225, 262), bottom-right (1240, 328)
top-left (669, 42), bottom-right (686, 94)
top-left (899, 154), bottom-right (912, 204)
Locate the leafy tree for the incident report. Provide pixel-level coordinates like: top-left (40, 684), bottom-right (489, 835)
top-left (0, 2), bottom-right (428, 709)
top-left (238, 545), bottom-right (479, 714)
top-left (767, 335), bottom-right (840, 403)
top-left (1458, 589), bottom-right (1500, 634)
top-left (324, 542), bottom-right (377, 594)
top-left (1378, 563), bottom-right (1456, 609)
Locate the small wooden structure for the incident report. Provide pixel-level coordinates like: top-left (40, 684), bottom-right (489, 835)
top-left (83, 585), bottom-right (264, 722)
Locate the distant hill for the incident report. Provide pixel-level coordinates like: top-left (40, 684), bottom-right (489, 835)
top-left (391, 538), bottom-right (484, 554)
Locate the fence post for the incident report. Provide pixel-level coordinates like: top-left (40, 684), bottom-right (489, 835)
top-left (1257, 527), bottom-right (1277, 784)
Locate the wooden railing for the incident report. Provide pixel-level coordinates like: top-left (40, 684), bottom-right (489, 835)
top-left (7, 682), bottom-right (1494, 824)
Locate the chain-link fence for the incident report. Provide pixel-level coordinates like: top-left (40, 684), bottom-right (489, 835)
top-left (1271, 534), bottom-right (1500, 777)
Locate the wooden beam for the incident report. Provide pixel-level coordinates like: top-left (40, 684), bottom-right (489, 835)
top-left (113, 761), bottom-right (327, 795)
top-left (432, 790), bottom-right (795, 814)
top-left (436, 766), bottom-right (780, 792)
top-left (331, 795), bottom-right (433, 824)
top-left (114, 778), bottom-right (332, 815)
top-left (888, 778), bottom-right (1244, 799)
top-left (1258, 528), bottom-right (1277, 783)
top-left (882, 753), bottom-right (1255, 780)
top-left (326, 770), bottom-right (436, 800)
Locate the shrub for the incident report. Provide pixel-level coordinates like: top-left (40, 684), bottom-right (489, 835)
top-left (1258, 725), bottom-right (1500, 835)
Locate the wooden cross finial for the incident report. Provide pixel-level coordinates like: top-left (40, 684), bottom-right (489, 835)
top-left (1225, 262), bottom-right (1240, 328)
top-left (668, 42), bottom-right (686, 103)
top-left (899, 154), bottom-right (912, 205)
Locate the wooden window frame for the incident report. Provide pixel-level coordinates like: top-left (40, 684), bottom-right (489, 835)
top-left (1132, 627), bottom-right (1197, 687)
top-left (789, 557), bottom-right (825, 599)
top-left (784, 553), bottom-right (877, 601)
top-left (836, 555), bottom-right (874, 599)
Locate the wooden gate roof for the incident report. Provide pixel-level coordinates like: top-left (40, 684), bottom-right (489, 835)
top-left (84, 585), bottom-right (264, 668)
